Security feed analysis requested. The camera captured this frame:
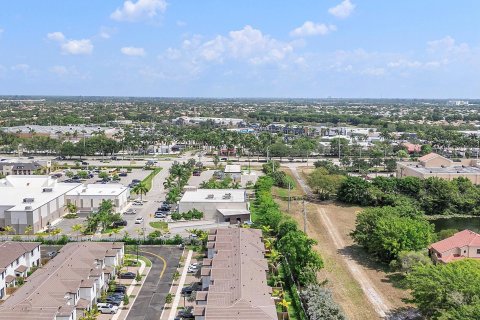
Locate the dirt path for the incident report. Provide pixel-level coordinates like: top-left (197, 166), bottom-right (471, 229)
top-left (288, 166), bottom-right (392, 318)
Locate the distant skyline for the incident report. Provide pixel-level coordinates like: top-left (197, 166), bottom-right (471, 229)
top-left (1, 1), bottom-right (479, 98)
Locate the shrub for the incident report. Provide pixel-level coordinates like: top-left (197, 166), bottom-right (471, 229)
top-left (301, 284), bottom-right (346, 320)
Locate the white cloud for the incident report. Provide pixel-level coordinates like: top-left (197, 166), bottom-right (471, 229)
top-left (427, 36), bottom-right (469, 54)
top-left (11, 64), bottom-right (30, 73)
top-left (176, 20), bottom-right (187, 27)
top-left (50, 65), bottom-right (69, 76)
top-left (387, 59), bottom-right (422, 69)
top-left (121, 46), bottom-right (146, 56)
top-left (61, 39), bottom-right (93, 55)
top-left (0, 28), bottom-right (4, 35)
top-left (329, 0), bottom-right (355, 19)
top-left (111, 0), bottom-right (167, 22)
top-left (47, 31), bottom-right (65, 42)
top-left (362, 67), bottom-right (385, 76)
top-left (290, 21), bottom-right (336, 37)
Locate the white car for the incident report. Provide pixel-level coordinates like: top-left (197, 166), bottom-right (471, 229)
top-left (97, 303), bottom-right (118, 314)
top-left (135, 217), bottom-right (144, 224)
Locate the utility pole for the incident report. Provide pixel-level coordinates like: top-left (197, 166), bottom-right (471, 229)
top-left (303, 199), bottom-right (307, 233)
top-left (287, 181), bottom-right (291, 213)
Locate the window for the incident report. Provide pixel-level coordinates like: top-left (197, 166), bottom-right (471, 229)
top-left (477, 249), bottom-right (480, 255)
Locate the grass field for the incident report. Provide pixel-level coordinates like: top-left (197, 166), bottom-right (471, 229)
top-left (124, 253), bottom-right (153, 267)
top-left (271, 168), bottom-right (305, 199)
top-left (142, 167), bottom-right (162, 191)
top-left (149, 221), bottom-right (169, 232)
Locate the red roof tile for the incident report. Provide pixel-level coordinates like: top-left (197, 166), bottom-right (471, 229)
top-left (430, 229), bottom-right (480, 253)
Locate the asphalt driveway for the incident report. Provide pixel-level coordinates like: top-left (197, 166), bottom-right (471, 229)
top-left (126, 245), bottom-right (182, 320)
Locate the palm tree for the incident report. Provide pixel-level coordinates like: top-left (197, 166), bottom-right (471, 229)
top-left (4, 225), bottom-right (15, 235)
top-left (267, 249), bottom-right (282, 273)
top-left (24, 225), bottom-right (33, 240)
top-left (71, 224), bottom-right (83, 240)
top-left (132, 182), bottom-right (148, 201)
top-left (64, 202), bottom-right (77, 214)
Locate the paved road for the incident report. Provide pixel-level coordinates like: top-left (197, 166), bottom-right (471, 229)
top-left (127, 245), bottom-right (182, 320)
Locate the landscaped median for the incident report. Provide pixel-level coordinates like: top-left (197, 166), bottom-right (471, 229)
top-left (142, 167), bottom-right (162, 191)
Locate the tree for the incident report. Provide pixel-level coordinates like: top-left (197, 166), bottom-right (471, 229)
top-left (123, 294), bottom-right (130, 306)
top-left (392, 250), bottom-right (432, 274)
top-left (4, 225), bottom-right (15, 235)
top-left (71, 224), bottom-right (83, 240)
top-left (302, 284), bottom-right (346, 320)
top-left (98, 171), bottom-right (109, 182)
top-left (213, 155), bottom-right (220, 168)
top-left (277, 230), bottom-right (323, 285)
top-left (337, 176), bottom-right (372, 205)
top-left (165, 293), bottom-right (173, 304)
top-left (24, 225), bottom-right (33, 239)
top-left (407, 259), bottom-right (480, 319)
top-left (307, 168), bottom-right (346, 200)
top-left (132, 182), bottom-right (148, 201)
top-left (64, 202), bottom-right (77, 214)
top-left (351, 206), bottom-right (436, 262)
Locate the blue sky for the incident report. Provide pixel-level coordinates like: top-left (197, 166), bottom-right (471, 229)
top-left (0, 0), bottom-right (479, 98)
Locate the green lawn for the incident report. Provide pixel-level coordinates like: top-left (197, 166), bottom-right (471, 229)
top-left (142, 168), bottom-right (162, 191)
top-left (149, 221), bottom-right (169, 232)
top-left (124, 253), bottom-right (153, 267)
top-left (101, 226), bottom-right (124, 234)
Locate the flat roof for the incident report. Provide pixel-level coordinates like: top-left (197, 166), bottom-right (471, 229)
top-left (402, 164), bottom-right (480, 174)
top-left (180, 189), bottom-right (246, 203)
top-left (224, 164), bottom-right (242, 173)
top-left (66, 183), bottom-right (128, 196)
top-left (0, 175), bottom-right (81, 212)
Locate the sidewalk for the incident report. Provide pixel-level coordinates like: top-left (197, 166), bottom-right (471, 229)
top-left (167, 250), bottom-right (193, 320)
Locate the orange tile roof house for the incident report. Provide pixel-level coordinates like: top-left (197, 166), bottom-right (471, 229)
top-left (193, 228), bottom-right (277, 320)
top-left (396, 152), bottom-right (480, 184)
top-left (429, 230), bottom-right (480, 263)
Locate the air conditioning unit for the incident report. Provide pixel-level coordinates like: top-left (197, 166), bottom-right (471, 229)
top-left (206, 194), bottom-right (214, 199)
top-left (23, 198), bottom-right (35, 203)
top-left (43, 188), bottom-right (53, 192)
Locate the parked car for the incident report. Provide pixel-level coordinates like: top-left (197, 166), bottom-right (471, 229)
top-left (193, 171), bottom-right (201, 176)
top-left (178, 307), bottom-right (194, 319)
top-left (81, 161), bottom-right (89, 165)
top-left (104, 298), bottom-right (121, 306)
top-left (220, 157), bottom-right (227, 161)
top-left (97, 303), bottom-right (119, 314)
top-left (119, 172), bottom-right (128, 177)
top-left (46, 251), bottom-right (58, 258)
top-left (132, 179), bottom-right (141, 184)
top-left (119, 272), bottom-right (136, 279)
top-left (112, 220), bottom-right (127, 227)
top-left (181, 283), bottom-right (201, 295)
top-left (124, 208), bottom-right (136, 215)
top-left (135, 217), bottom-right (144, 224)
top-left (133, 200), bottom-right (143, 206)
top-left (154, 212), bottom-right (166, 218)
top-left (108, 293), bottom-right (124, 300)
top-left (187, 265), bottom-right (199, 273)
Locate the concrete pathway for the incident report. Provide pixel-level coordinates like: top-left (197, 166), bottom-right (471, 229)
top-left (167, 250), bottom-right (193, 320)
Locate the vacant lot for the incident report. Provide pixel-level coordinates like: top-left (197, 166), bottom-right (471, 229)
top-left (277, 197), bottom-right (413, 319)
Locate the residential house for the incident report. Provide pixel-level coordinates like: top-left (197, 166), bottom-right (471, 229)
top-left (0, 242), bottom-right (41, 299)
top-left (429, 229), bottom-right (480, 263)
top-left (193, 228), bottom-right (277, 320)
top-left (0, 242), bottom-right (124, 320)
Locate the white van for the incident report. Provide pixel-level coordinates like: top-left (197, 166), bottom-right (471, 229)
top-left (97, 303), bottom-right (119, 314)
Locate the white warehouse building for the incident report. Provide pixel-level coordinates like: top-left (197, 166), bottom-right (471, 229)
top-left (178, 188), bottom-right (250, 224)
top-left (0, 176), bottom-right (81, 234)
top-left (65, 184), bottom-right (130, 213)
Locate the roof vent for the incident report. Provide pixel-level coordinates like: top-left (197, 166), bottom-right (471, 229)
top-left (206, 194), bottom-right (214, 199)
top-left (25, 206), bottom-right (32, 210)
top-left (23, 198), bottom-right (35, 203)
top-left (43, 188), bottom-right (53, 193)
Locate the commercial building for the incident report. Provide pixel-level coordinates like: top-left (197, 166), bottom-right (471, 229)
top-left (0, 242), bottom-right (124, 320)
top-left (0, 159), bottom-right (51, 176)
top-left (396, 153), bottom-right (480, 184)
top-left (178, 188), bottom-right (250, 224)
top-left (0, 176), bottom-right (81, 234)
top-left (193, 228), bottom-right (277, 320)
top-left (0, 242), bottom-right (41, 299)
top-left (223, 165), bottom-right (242, 182)
top-left (1, 125), bottom-right (118, 141)
top-left (65, 183), bottom-right (130, 213)
top-left (429, 230), bottom-right (480, 263)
